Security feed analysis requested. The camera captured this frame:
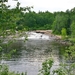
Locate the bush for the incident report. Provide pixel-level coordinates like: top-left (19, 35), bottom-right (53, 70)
top-left (0, 64), bottom-right (26, 75)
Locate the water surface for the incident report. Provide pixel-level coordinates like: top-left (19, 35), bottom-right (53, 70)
top-left (0, 32), bottom-right (63, 75)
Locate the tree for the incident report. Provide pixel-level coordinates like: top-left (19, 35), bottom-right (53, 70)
top-left (70, 21), bottom-right (75, 38)
top-left (0, 0), bottom-right (8, 3)
top-left (61, 28), bottom-right (67, 39)
top-left (39, 58), bottom-right (54, 75)
top-left (52, 12), bottom-right (69, 34)
top-left (65, 44), bottom-right (75, 62)
top-left (0, 0), bottom-right (31, 60)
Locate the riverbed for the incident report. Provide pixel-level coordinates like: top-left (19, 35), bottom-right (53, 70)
top-left (0, 31), bottom-right (64, 75)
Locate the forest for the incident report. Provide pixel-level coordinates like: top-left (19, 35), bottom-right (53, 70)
top-left (0, 0), bottom-right (75, 36)
top-left (0, 0), bottom-right (75, 75)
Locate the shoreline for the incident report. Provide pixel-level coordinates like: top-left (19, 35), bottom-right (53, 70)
top-left (35, 30), bottom-right (62, 39)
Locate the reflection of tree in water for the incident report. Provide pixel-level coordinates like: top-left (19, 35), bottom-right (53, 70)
top-left (23, 40), bottom-right (54, 59)
top-left (0, 40), bottom-right (25, 59)
top-left (50, 40), bottom-right (68, 63)
top-left (44, 47), bottom-right (52, 54)
top-left (0, 39), bottom-right (67, 62)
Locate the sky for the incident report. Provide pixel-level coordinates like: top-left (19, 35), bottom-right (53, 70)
top-left (7, 0), bottom-right (75, 12)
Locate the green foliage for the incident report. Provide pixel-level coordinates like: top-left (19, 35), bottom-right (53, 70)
top-left (38, 58), bottom-right (54, 75)
top-left (0, 46), bottom-right (2, 51)
top-left (0, 0), bottom-right (30, 59)
top-left (53, 63), bottom-right (75, 75)
top-left (0, 1), bottom-right (75, 35)
top-left (65, 44), bottom-right (75, 62)
top-left (0, 64), bottom-right (26, 75)
top-left (52, 13), bottom-right (69, 34)
top-left (39, 58), bottom-right (75, 75)
top-left (0, 65), bottom-right (9, 75)
top-left (0, 0), bottom-right (8, 3)
top-left (23, 11), bottom-right (54, 30)
top-left (70, 21), bottom-right (75, 38)
top-left (69, 38), bottom-right (75, 42)
top-left (61, 28), bottom-right (67, 39)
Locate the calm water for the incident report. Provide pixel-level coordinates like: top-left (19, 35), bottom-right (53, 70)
top-left (0, 32), bottom-right (64, 75)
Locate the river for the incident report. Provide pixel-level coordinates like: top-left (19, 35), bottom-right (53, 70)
top-left (0, 31), bottom-right (65, 75)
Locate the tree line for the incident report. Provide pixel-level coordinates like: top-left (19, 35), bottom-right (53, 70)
top-left (0, 0), bottom-right (75, 37)
top-left (23, 9), bottom-right (75, 37)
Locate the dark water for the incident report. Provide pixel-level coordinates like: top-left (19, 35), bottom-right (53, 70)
top-left (0, 38), bottom-right (65, 75)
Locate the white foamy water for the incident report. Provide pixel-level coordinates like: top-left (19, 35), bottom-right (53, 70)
top-left (15, 31), bottom-right (55, 40)
top-left (27, 32), bottom-right (50, 40)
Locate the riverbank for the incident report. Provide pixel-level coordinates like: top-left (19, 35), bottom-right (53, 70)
top-left (0, 30), bottom-right (62, 40)
top-left (35, 30), bottom-right (72, 46)
top-left (2, 30), bottom-right (68, 45)
top-left (35, 30), bottom-right (62, 39)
